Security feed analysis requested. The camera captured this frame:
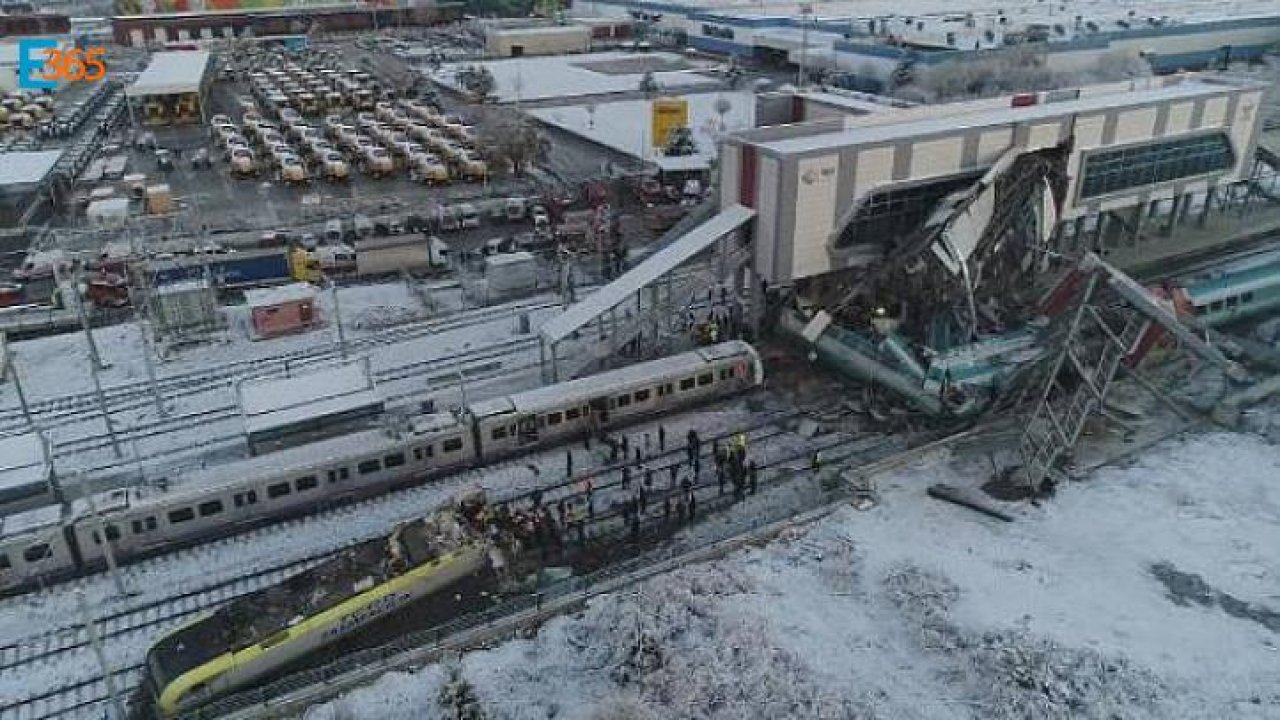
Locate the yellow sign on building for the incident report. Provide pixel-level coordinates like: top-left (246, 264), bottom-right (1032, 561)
top-left (650, 97), bottom-right (689, 149)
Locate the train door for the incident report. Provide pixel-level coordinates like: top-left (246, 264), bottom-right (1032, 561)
top-left (515, 414), bottom-right (539, 446)
top-left (588, 397), bottom-right (609, 426)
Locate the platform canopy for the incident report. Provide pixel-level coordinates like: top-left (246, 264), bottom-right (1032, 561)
top-left (0, 431), bottom-right (51, 504)
top-left (540, 203), bottom-right (755, 345)
top-left (238, 361), bottom-right (383, 446)
top-left (0, 150), bottom-right (64, 188)
top-left (127, 51), bottom-right (211, 97)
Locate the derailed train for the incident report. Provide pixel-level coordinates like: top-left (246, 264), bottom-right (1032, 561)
top-left (145, 497), bottom-right (495, 717)
top-left (0, 342), bottom-right (763, 595)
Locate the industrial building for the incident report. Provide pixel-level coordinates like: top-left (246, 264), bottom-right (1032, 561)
top-left (485, 24), bottom-right (593, 58)
top-left (126, 50), bottom-right (212, 125)
top-left (585, 0), bottom-right (1280, 89)
top-left (0, 150), bottom-right (64, 226)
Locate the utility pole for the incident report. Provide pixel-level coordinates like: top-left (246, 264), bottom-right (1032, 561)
top-left (799, 4), bottom-right (814, 89)
top-left (76, 590), bottom-right (127, 720)
top-left (78, 473), bottom-right (129, 598)
top-left (330, 278), bottom-right (348, 359)
top-left (5, 343), bottom-right (34, 427)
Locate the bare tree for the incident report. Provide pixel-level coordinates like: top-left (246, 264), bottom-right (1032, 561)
top-left (713, 96), bottom-right (732, 131)
top-left (480, 109), bottom-right (550, 176)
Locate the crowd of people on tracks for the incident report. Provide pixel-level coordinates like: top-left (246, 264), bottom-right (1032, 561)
top-left (463, 422), bottom-right (766, 563)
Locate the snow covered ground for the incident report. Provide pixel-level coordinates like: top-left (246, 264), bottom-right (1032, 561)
top-left (307, 429), bottom-right (1280, 720)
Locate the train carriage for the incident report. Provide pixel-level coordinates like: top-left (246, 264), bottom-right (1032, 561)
top-left (470, 341), bottom-right (762, 459)
top-left (0, 505), bottom-right (78, 591)
top-left (71, 417), bottom-right (474, 571)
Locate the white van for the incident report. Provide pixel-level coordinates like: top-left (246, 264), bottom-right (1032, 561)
top-left (324, 218), bottom-right (344, 244)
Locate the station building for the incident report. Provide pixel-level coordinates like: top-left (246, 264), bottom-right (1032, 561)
top-left (722, 75), bottom-right (1268, 284)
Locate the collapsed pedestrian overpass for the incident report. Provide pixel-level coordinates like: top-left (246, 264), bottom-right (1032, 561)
top-left (539, 204), bottom-right (756, 381)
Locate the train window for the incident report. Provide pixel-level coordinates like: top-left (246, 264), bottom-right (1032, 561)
top-left (385, 453), bottom-right (405, 468)
top-left (357, 459), bottom-right (382, 475)
top-left (325, 467), bottom-right (350, 483)
top-left (1210, 300), bottom-right (1224, 312)
top-left (1243, 292), bottom-right (1254, 303)
top-left (0, 554), bottom-right (9, 570)
top-left (491, 426), bottom-right (507, 440)
top-left (235, 491), bottom-right (259, 506)
top-left (635, 389), bottom-right (651, 402)
top-left (697, 373), bottom-right (713, 386)
top-left (199, 500), bottom-right (224, 517)
top-left (92, 525), bottom-right (121, 544)
top-left (547, 411), bottom-right (562, 426)
top-left (565, 408), bottom-right (580, 421)
top-left (295, 475), bottom-right (318, 491)
top-left (616, 394), bottom-right (631, 407)
top-left (168, 508), bottom-right (195, 524)
top-left (413, 446), bottom-right (434, 461)
top-left (23, 544), bottom-right (50, 563)
top-left (658, 384), bottom-right (666, 397)
top-left (1225, 296), bottom-right (1239, 309)
top-left (132, 517), bottom-right (158, 534)
top-left (267, 482), bottom-right (292, 499)
top-left (719, 368), bottom-right (733, 381)
top-left (443, 438), bottom-right (463, 453)
top-left (679, 377), bottom-right (696, 391)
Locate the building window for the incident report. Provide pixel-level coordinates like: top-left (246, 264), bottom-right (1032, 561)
top-left (837, 171), bottom-right (983, 249)
top-left (1080, 133), bottom-right (1234, 198)
top-left (295, 475), bottom-right (318, 492)
top-left (23, 544), bottom-right (50, 563)
top-left (168, 508), bottom-right (196, 524)
top-left (267, 482), bottom-right (292, 499)
top-left (357, 459), bottom-right (382, 475)
top-left (199, 500), bottom-right (224, 517)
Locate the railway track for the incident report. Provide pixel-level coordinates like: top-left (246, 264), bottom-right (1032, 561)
top-left (0, 295), bottom-right (561, 434)
top-left (1, 407), bottom-right (803, 720)
top-left (53, 335), bottom-right (540, 458)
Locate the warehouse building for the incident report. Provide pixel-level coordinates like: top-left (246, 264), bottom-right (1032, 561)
top-left (126, 50), bottom-right (211, 125)
top-left (485, 24), bottom-right (593, 58)
top-left (721, 74), bottom-right (1267, 284)
top-left (585, 0), bottom-right (1280, 90)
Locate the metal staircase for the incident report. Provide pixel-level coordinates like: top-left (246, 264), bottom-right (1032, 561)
top-left (1018, 300), bottom-right (1144, 491)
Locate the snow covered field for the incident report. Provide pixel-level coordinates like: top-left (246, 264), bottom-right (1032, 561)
top-left (307, 430), bottom-right (1280, 720)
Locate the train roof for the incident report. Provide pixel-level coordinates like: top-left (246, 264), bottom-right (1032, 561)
top-left (0, 503), bottom-right (62, 541)
top-left (147, 506), bottom-right (480, 689)
top-left (469, 341), bottom-right (755, 420)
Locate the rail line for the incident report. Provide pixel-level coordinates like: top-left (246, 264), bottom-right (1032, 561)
top-left (0, 295), bottom-right (561, 433)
